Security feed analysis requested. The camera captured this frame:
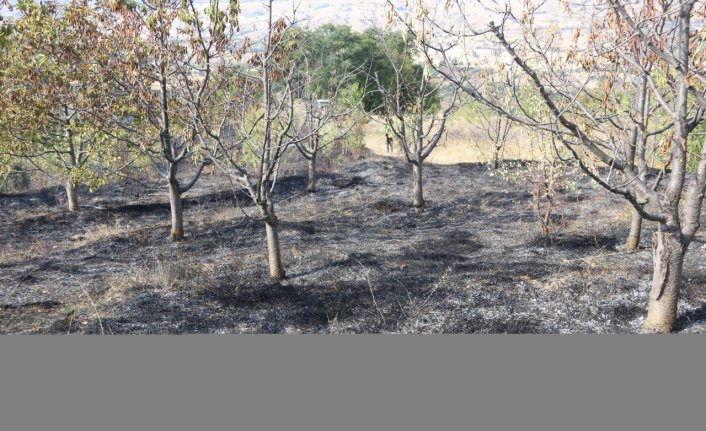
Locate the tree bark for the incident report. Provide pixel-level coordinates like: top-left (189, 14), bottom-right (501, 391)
top-left (412, 162), bottom-right (424, 214)
top-left (642, 228), bottom-right (684, 333)
top-left (265, 219), bottom-right (286, 280)
top-left (65, 180), bottom-right (79, 212)
top-left (168, 177), bottom-right (184, 241)
top-left (307, 153), bottom-right (317, 193)
top-left (258, 199), bottom-right (286, 280)
top-left (624, 209), bottom-right (643, 251)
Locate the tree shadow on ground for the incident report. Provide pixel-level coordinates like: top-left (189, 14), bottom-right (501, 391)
top-left (0, 185), bottom-right (63, 207)
top-left (529, 232), bottom-right (621, 250)
top-left (675, 303), bottom-right (706, 332)
top-left (50, 278), bottom-right (400, 333)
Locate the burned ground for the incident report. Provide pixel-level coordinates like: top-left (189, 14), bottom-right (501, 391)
top-left (2, 156), bottom-right (706, 333)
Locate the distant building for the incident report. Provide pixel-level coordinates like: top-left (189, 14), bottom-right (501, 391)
top-left (316, 99), bottom-right (330, 111)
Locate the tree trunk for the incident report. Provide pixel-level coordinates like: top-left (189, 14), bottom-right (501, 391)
top-left (258, 198), bottom-right (286, 280)
top-left (624, 208), bottom-right (643, 251)
top-left (412, 162), bottom-right (424, 214)
top-left (307, 153), bottom-right (317, 193)
top-left (265, 220), bottom-right (286, 280)
top-left (65, 180), bottom-right (79, 212)
top-left (168, 179), bottom-right (184, 241)
top-left (642, 228), bottom-right (684, 333)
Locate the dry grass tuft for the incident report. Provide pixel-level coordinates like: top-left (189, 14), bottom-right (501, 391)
top-left (207, 206), bottom-right (240, 224)
top-left (69, 222), bottom-right (132, 247)
top-left (107, 251), bottom-right (218, 293)
top-left (0, 240), bottom-right (48, 265)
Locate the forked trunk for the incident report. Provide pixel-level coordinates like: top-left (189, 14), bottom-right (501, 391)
top-left (642, 228), bottom-right (684, 333)
top-left (307, 154), bottom-right (317, 193)
top-left (65, 180), bottom-right (79, 212)
top-left (625, 208), bottom-right (643, 251)
top-left (265, 220), bottom-right (286, 280)
top-left (168, 179), bottom-right (184, 241)
top-left (412, 162), bottom-right (424, 214)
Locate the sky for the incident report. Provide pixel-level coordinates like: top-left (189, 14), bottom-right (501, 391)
top-left (0, 0), bottom-right (583, 66)
top-left (0, 1), bottom-right (571, 28)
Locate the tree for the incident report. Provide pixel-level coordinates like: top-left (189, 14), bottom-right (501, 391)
top-left (0, 0), bottom-right (118, 211)
top-left (294, 25), bottom-right (434, 113)
top-left (92, 0), bottom-right (238, 240)
top-left (391, 0), bottom-right (706, 332)
top-left (291, 24), bottom-right (359, 100)
top-left (464, 73), bottom-right (515, 170)
top-left (293, 59), bottom-right (366, 193)
top-left (189, 0), bottom-right (312, 279)
top-left (374, 35), bottom-right (461, 213)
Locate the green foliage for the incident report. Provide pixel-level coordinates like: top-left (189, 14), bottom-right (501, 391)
top-left (0, 0), bottom-right (123, 196)
top-left (292, 25), bottom-right (437, 113)
top-left (338, 82), bottom-right (365, 110)
top-left (0, 162), bottom-right (31, 193)
top-left (328, 83), bottom-right (368, 158)
top-left (457, 79), bottom-right (545, 127)
top-left (493, 143), bottom-right (580, 239)
top-left (0, 17), bottom-right (12, 52)
top-left (687, 123), bottom-right (706, 173)
top-left (457, 99), bottom-right (490, 124)
top-left (292, 24), bottom-right (358, 99)
top-left (335, 124), bottom-right (366, 160)
top-left (225, 104), bottom-right (294, 170)
top-left (238, 107), bottom-right (269, 168)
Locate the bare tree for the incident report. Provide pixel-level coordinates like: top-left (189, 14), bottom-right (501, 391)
top-left (189, 1), bottom-right (315, 279)
top-left (374, 30), bottom-right (462, 213)
top-left (467, 80), bottom-right (515, 170)
top-left (390, 0), bottom-right (706, 332)
top-left (293, 60), bottom-right (366, 193)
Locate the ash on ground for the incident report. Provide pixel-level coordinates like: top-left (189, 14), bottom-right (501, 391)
top-left (2, 157), bottom-right (705, 333)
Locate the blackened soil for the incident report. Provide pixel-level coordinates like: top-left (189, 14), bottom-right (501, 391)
top-left (2, 157), bottom-right (706, 334)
